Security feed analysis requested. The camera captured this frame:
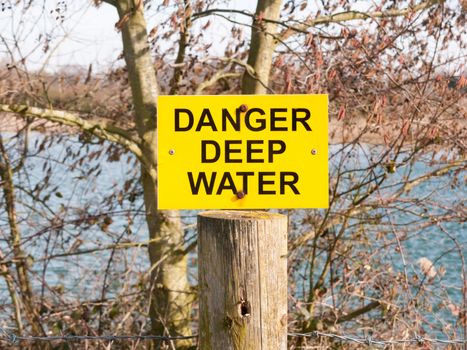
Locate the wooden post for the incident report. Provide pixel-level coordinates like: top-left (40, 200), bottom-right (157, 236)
top-left (198, 210), bottom-right (288, 350)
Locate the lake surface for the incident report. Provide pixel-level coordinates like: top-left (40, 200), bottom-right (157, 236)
top-left (0, 133), bottom-right (465, 336)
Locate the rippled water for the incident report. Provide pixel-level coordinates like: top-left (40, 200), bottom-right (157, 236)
top-left (0, 134), bottom-right (465, 335)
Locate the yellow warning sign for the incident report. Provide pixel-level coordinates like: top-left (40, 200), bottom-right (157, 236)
top-left (157, 94), bottom-right (328, 209)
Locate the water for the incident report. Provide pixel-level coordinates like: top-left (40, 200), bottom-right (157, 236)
top-left (0, 133), bottom-right (465, 336)
top-left (0, 133), bottom-right (150, 300)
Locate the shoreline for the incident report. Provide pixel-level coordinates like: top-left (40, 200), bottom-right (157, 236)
top-left (0, 113), bottom-right (388, 144)
top-left (1, 112), bottom-right (464, 146)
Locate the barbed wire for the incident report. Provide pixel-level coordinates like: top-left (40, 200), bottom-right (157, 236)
top-left (1, 326), bottom-right (467, 346)
top-left (289, 331), bottom-right (467, 346)
top-left (0, 326), bottom-right (197, 344)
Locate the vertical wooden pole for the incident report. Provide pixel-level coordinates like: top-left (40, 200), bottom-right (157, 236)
top-left (198, 210), bottom-right (288, 350)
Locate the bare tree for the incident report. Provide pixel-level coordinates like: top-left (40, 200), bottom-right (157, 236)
top-left (0, 0), bottom-right (465, 349)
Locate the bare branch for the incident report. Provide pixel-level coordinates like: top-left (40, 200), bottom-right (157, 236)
top-left (335, 301), bottom-right (381, 324)
top-left (193, 1), bottom-right (442, 42)
top-left (195, 71), bottom-right (241, 95)
top-left (0, 134), bottom-right (45, 336)
top-left (281, 0), bottom-right (442, 40)
top-left (169, 0), bottom-right (193, 95)
top-left (192, 8), bottom-right (254, 21)
top-left (0, 104), bottom-right (154, 177)
top-left (209, 57), bottom-right (274, 93)
top-left (398, 160), bottom-right (465, 194)
top-left (101, 0), bottom-right (116, 5)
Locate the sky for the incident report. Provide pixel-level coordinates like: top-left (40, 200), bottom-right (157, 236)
top-left (0, 0), bottom-right (256, 73)
top-left (0, 1), bottom-right (463, 74)
top-left (1, 2), bottom-right (117, 71)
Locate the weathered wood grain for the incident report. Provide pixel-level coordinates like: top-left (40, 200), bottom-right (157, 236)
top-left (198, 210), bottom-right (287, 350)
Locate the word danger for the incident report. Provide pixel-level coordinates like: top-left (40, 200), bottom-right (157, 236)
top-left (174, 107), bottom-right (312, 132)
top-left (173, 107), bottom-right (314, 196)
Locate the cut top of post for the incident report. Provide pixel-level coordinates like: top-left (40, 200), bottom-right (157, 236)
top-left (199, 210), bottom-right (285, 221)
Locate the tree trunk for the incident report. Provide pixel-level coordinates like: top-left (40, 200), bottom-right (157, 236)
top-left (114, 1), bottom-right (192, 347)
top-left (241, 0), bottom-right (282, 94)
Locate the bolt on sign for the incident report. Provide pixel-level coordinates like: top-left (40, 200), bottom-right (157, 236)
top-left (157, 94), bottom-right (328, 209)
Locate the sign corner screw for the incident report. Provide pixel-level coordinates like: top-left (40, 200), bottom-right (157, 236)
top-left (236, 190), bottom-right (246, 199)
top-left (169, 149), bottom-right (175, 155)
